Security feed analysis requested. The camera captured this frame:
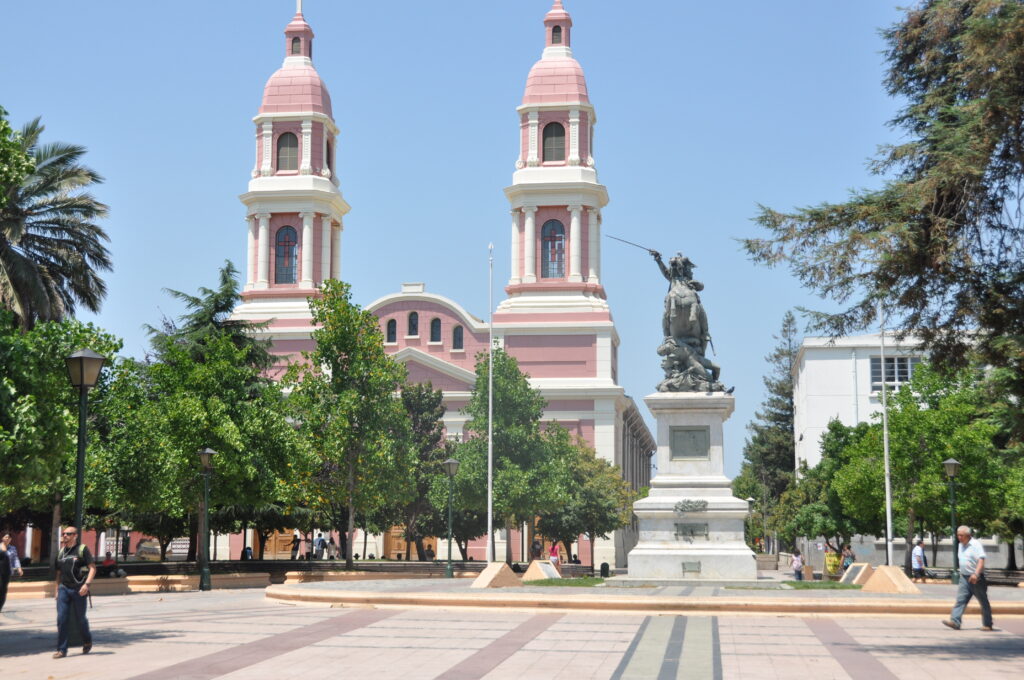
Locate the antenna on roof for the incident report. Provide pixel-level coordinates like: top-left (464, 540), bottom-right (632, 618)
top-left (296, 0), bottom-right (303, 15)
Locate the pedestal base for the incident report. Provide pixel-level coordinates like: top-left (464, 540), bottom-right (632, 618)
top-left (626, 392), bottom-right (756, 581)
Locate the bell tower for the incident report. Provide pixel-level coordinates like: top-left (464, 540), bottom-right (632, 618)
top-left (233, 2), bottom-right (349, 329)
top-left (499, 0), bottom-right (608, 314)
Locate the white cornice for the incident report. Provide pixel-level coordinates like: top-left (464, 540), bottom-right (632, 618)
top-left (253, 111), bottom-right (340, 136)
top-left (391, 347), bottom-right (477, 385)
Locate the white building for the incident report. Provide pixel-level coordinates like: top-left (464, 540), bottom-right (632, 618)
top-left (792, 333), bottom-right (923, 469)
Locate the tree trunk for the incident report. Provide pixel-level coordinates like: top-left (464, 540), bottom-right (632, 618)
top-left (362, 527), bottom-right (368, 560)
top-left (458, 538), bottom-right (468, 561)
top-left (505, 519), bottom-right (514, 565)
top-left (930, 533), bottom-right (939, 568)
top-left (186, 514), bottom-right (198, 561)
top-left (50, 493), bottom-right (62, 579)
top-left (159, 537), bottom-right (171, 561)
top-left (589, 531), bottom-right (596, 575)
top-left (1005, 537), bottom-right (1018, 571)
top-left (414, 536), bottom-right (427, 561)
top-left (257, 531), bottom-right (269, 560)
top-left (345, 458), bottom-right (356, 570)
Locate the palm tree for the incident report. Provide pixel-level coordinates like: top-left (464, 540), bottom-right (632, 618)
top-left (0, 118), bottom-right (112, 329)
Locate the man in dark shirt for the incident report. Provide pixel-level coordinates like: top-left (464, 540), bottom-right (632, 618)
top-left (54, 526), bottom-right (95, 658)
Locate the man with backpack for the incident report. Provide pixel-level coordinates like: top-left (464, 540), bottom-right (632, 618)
top-left (53, 526), bottom-right (95, 658)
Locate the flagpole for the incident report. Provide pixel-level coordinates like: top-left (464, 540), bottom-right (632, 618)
top-left (487, 243), bottom-right (494, 563)
top-left (879, 302), bottom-right (894, 567)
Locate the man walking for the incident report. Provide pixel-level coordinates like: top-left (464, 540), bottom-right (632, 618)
top-left (942, 526), bottom-right (994, 631)
top-left (54, 526), bottom-right (96, 658)
top-left (911, 539), bottom-right (926, 583)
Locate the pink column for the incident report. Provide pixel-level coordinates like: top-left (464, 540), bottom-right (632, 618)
top-left (319, 215), bottom-right (331, 285)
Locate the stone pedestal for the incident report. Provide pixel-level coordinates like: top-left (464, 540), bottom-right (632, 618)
top-left (626, 392), bottom-right (756, 580)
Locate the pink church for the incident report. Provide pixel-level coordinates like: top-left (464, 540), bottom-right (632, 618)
top-left (232, 1), bottom-right (654, 567)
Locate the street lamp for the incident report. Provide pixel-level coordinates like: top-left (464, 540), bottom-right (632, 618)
top-left (943, 458), bottom-right (961, 585)
top-left (197, 448), bottom-right (217, 591)
top-left (442, 457), bottom-right (460, 578)
top-left (64, 349), bottom-right (106, 533)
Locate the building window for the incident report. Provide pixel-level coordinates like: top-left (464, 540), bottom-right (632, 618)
top-left (407, 312), bottom-right (419, 337)
top-left (326, 140), bottom-right (333, 172)
top-left (541, 219), bottom-right (565, 278)
top-left (430, 318), bottom-right (441, 343)
top-left (386, 319), bottom-right (397, 343)
top-left (870, 356), bottom-right (921, 392)
top-left (452, 325), bottom-right (464, 350)
top-left (277, 132), bottom-right (298, 171)
top-left (552, 26), bottom-right (562, 44)
top-left (275, 226), bottom-right (298, 283)
top-left (291, 37), bottom-right (301, 55)
top-left (542, 122), bottom-right (565, 162)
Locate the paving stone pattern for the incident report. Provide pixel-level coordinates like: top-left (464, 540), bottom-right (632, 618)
top-left (0, 590), bottom-right (1022, 679)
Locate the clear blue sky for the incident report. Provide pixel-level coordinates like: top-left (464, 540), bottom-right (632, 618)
top-left (1, 1), bottom-right (908, 476)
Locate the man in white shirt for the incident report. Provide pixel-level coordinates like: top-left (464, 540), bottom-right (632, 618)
top-left (911, 539), bottom-right (926, 582)
top-left (942, 526), bottom-right (994, 631)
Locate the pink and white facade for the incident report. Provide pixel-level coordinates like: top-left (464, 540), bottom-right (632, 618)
top-left (233, 2), bottom-right (654, 568)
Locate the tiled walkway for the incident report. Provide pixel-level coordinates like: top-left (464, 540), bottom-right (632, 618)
top-left (1, 590), bottom-right (1022, 679)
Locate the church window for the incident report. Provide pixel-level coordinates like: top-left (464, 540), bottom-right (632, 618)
top-left (430, 318), bottom-right (442, 343)
top-left (326, 140), bottom-right (333, 172)
top-left (542, 122), bottom-right (565, 162)
top-left (274, 226), bottom-right (298, 284)
top-left (277, 132), bottom-right (299, 171)
top-left (541, 220), bottom-right (566, 278)
top-left (407, 312), bottom-right (419, 337)
top-left (552, 26), bottom-right (562, 44)
top-left (453, 325), bottom-right (464, 350)
top-left (291, 37), bottom-right (301, 55)
top-left (386, 319), bottom-right (397, 343)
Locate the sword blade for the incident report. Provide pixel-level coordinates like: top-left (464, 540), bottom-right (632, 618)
top-left (606, 234), bottom-right (656, 252)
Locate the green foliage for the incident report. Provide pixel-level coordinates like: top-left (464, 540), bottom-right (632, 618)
top-left (743, 1), bottom-right (1024, 440)
top-left (526, 577), bottom-right (605, 587)
top-left (0, 118), bottom-right (111, 329)
top-left (285, 280), bottom-right (413, 568)
top-left (396, 381), bottom-right (448, 559)
top-left (0, 106), bottom-right (34, 209)
top-left (0, 312), bottom-right (121, 514)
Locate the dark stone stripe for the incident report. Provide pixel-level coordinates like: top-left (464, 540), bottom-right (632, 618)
top-left (127, 608), bottom-right (397, 680)
top-left (804, 618), bottom-right (899, 680)
top-left (435, 613), bottom-right (563, 680)
top-left (610, 616), bottom-right (651, 680)
top-left (711, 616), bottom-right (723, 680)
top-left (658, 617), bottom-right (687, 680)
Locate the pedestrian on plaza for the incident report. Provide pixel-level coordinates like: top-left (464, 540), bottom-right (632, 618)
top-left (290, 531), bottom-right (301, 560)
top-left (424, 544), bottom-right (435, 561)
top-left (841, 545), bottom-right (855, 572)
top-left (314, 533), bottom-right (327, 560)
top-left (531, 539), bottom-right (542, 560)
top-left (1, 530), bottom-right (25, 613)
top-left (942, 526), bottom-right (994, 631)
top-left (912, 539), bottom-right (926, 582)
top-left (548, 543), bottom-right (560, 572)
top-left (54, 526), bottom-right (95, 658)
top-left (791, 549), bottom-right (803, 581)
top-left (327, 537), bottom-right (338, 560)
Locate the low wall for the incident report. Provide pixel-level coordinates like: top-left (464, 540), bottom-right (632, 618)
top-left (7, 572), bottom-right (270, 599)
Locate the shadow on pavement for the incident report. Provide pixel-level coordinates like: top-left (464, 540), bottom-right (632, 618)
top-left (0, 627), bottom-right (175, 658)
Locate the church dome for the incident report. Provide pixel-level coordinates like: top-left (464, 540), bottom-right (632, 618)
top-left (259, 64), bottom-right (333, 116)
top-left (522, 57), bottom-right (589, 106)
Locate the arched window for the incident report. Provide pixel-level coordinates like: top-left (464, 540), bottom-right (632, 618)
top-left (277, 132), bottom-right (298, 171)
top-left (386, 319), bottom-right (397, 343)
top-left (275, 226), bottom-right (298, 283)
top-left (326, 140), bottom-right (333, 173)
top-left (452, 325), bottom-right (464, 350)
top-left (552, 26), bottom-right (562, 44)
top-left (541, 220), bottom-right (565, 278)
top-left (430, 318), bottom-right (442, 343)
top-left (542, 122), bottom-right (565, 162)
top-left (291, 37), bottom-right (301, 55)
top-left (408, 312), bottom-right (419, 337)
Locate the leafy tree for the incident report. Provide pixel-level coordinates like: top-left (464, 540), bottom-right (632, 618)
top-left (732, 311), bottom-right (799, 551)
top-left (0, 106), bottom-right (33, 209)
top-left (537, 427), bottom-right (636, 570)
top-left (832, 363), bottom-right (999, 571)
top-left (453, 348), bottom-right (562, 563)
top-left (398, 381), bottom-right (447, 560)
top-left (0, 118), bottom-right (111, 329)
top-left (285, 280), bottom-right (413, 569)
top-left (744, 0), bottom-right (1024, 439)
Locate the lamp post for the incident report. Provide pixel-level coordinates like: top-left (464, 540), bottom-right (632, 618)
top-left (197, 448), bottom-right (216, 591)
top-left (943, 458), bottom-right (961, 585)
top-left (442, 457), bottom-right (460, 578)
top-left (64, 349), bottom-right (107, 533)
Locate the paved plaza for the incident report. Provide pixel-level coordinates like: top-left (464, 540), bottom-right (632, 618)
top-left (1, 583), bottom-right (1023, 679)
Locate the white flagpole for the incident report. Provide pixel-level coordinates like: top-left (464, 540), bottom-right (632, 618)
top-left (879, 302), bottom-right (894, 567)
top-left (487, 243), bottom-right (495, 563)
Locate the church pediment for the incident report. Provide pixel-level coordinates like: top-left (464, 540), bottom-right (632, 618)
top-left (390, 347), bottom-right (476, 391)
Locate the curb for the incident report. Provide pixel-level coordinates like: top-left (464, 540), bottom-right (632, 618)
top-left (264, 585), bottom-right (1024, 616)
